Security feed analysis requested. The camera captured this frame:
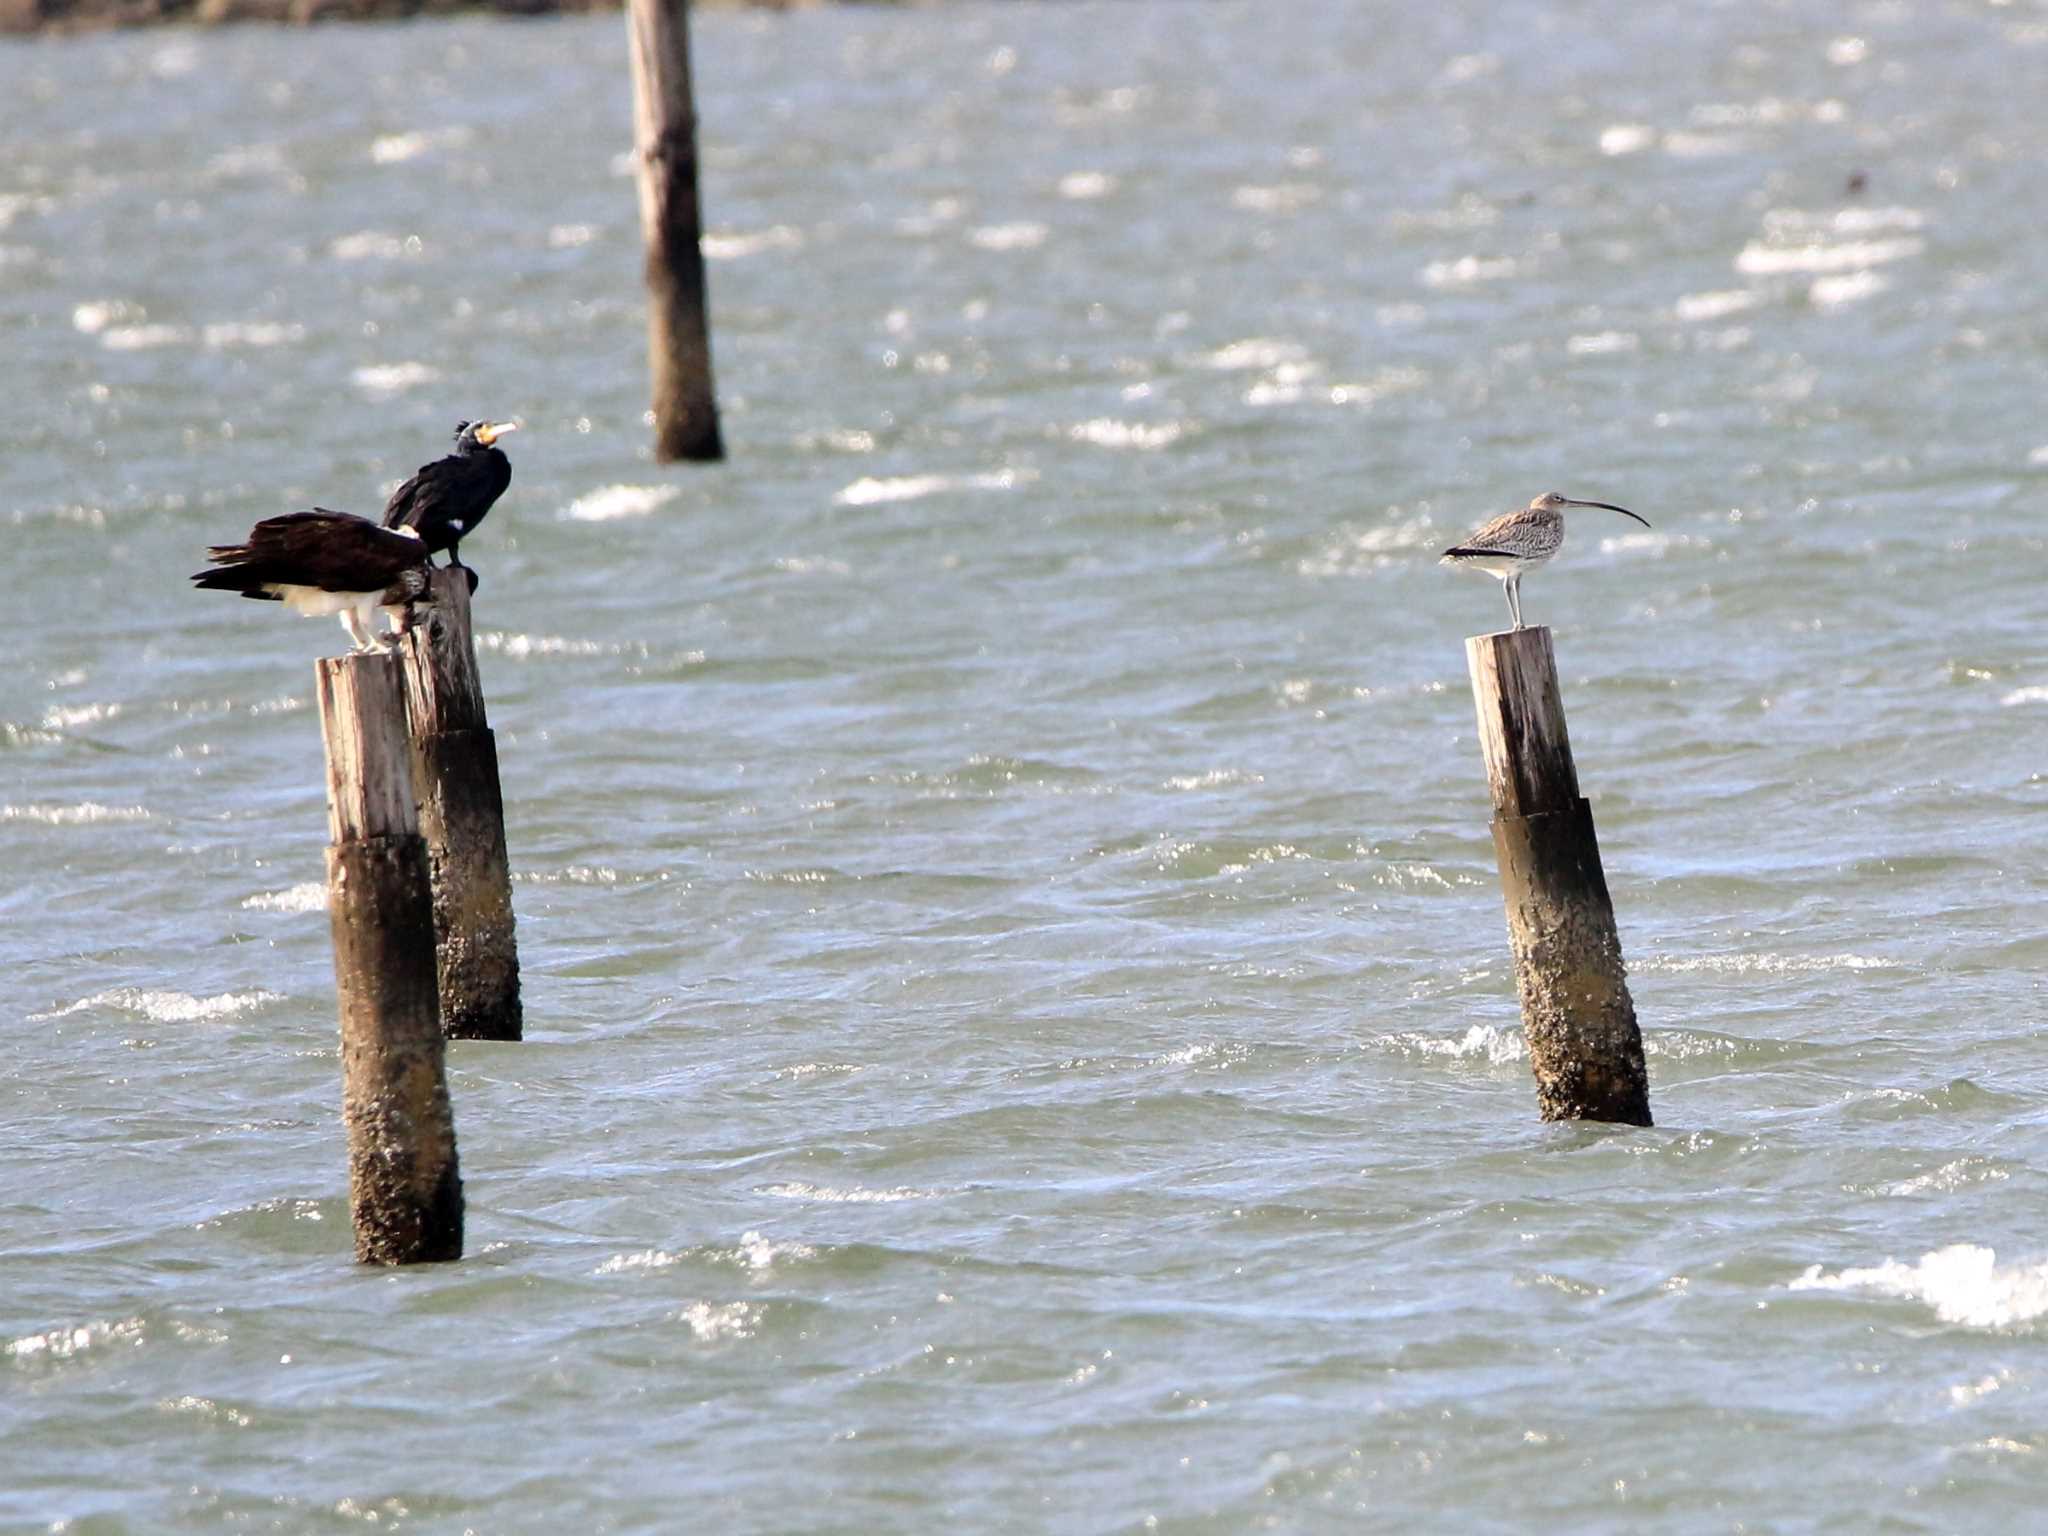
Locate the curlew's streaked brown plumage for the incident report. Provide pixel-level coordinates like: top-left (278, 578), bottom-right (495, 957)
top-left (1439, 490), bottom-right (1650, 630)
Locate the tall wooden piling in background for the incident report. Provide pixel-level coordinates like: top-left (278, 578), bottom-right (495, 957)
top-left (316, 653), bottom-right (464, 1263)
top-left (1465, 627), bottom-right (1651, 1126)
top-left (400, 568), bottom-right (522, 1042)
top-left (628, 0), bottom-right (724, 463)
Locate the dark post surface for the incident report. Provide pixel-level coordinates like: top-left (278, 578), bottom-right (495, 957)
top-left (315, 653), bottom-right (464, 1264)
top-left (400, 568), bottom-right (522, 1042)
top-left (327, 837), bottom-right (464, 1264)
top-left (1465, 626), bottom-right (1651, 1126)
top-left (628, 0), bottom-right (724, 463)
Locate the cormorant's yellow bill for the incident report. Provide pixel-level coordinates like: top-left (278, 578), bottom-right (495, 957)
top-left (473, 421), bottom-right (521, 447)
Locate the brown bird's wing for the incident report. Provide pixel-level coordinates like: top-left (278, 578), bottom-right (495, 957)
top-left (192, 510), bottom-right (427, 595)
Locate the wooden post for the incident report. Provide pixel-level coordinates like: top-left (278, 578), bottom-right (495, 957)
top-left (399, 568), bottom-right (522, 1042)
top-left (628, 0), bottom-right (724, 463)
top-left (1465, 626), bottom-right (1651, 1126)
top-left (316, 653), bottom-right (464, 1263)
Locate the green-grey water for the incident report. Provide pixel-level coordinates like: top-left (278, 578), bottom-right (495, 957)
top-left (6, 3), bottom-right (2048, 1530)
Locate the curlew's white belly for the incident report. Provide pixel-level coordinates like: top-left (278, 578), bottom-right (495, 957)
top-left (1440, 554), bottom-right (1536, 581)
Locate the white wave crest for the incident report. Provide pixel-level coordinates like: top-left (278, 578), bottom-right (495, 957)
top-left (241, 883), bottom-right (326, 914)
top-left (598, 1233), bottom-right (813, 1277)
top-left (1203, 338), bottom-right (1308, 372)
top-left (677, 1301), bottom-right (756, 1342)
top-left (1422, 255), bottom-right (1517, 287)
top-left (32, 987), bottom-right (283, 1024)
top-left (701, 225), bottom-right (803, 260)
top-left (968, 221), bottom-right (1048, 251)
top-left (1567, 330), bottom-right (1639, 356)
top-left (1675, 289), bottom-right (1762, 323)
top-left (1810, 270), bottom-right (1888, 308)
top-left (101, 324), bottom-right (191, 351)
top-left (8, 1317), bottom-right (147, 1361)
top-left (1790, 1245), bottom-right (2048, 1328)
top-left (476, 631), bottom-right (612, 659)
top-left (329, 231), bottom-right (419, 262)
top-left (159, 1395), bottom-right (252, 1427)
top-left (1883, 1160), bottom-right (2009, 1198)
top-left (73, 300), bottom-right (139, 334)
top-left (565, 484), bottom-right (679, 522)
top-left (40, 702), bottom-right (119, 729)
top-left (1069, 418), bottom-right (1186, 450)
top-left (1735, 236), bottom-right (1922, 275)
top-left (596, 1249), bottom-right (683, 1275)
top-left (735, 1230), bottom-right (815, 1269)
top-left (370, 127), bottom-right (469, 165)
top-left (203, 322), bottom-right (305, 350)
top-left (1394, 1024), bottom-right (1527, 1063)
top-left (833, 470), bottom-right (1026, 507)
top-left (351, 362), bottom-right (438, 397)
top-left (2, 802), bottom-right (149, 825)
top-left (1633, 952), bottom-right (1891, 974)
top-left (762, 1182), bottom-right (935, 1204)
top-left (1162, 768), bottom-right (1263, 792)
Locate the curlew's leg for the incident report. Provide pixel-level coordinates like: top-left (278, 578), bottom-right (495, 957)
top-left (342, 608), bottom-right (375, 652)
top-left (1505, 573), bottom-right (1523, 631)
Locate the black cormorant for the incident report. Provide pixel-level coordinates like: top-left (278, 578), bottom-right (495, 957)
top-left (381, 419), bottom-right (518, 568)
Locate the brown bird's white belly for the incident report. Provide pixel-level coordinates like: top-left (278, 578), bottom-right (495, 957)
top-left (261, 583), bottom-right (383, 614)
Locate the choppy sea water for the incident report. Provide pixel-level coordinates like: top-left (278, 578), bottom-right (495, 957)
top-left (6, 2), bottom-right (2048, 1529)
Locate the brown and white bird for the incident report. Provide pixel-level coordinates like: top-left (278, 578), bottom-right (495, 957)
top-left (190, 509), bottom-right (434, 653)
top-left (1439, 491), bottom-right (1649, 630)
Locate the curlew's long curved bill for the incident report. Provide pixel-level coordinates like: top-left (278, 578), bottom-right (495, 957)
top-left (1562, 497), bottom-right (1650, 528)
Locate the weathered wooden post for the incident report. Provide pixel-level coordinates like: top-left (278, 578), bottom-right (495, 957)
top-left (316, 653), bottom-right (464, 1263)
top-left (1465, 626), bottom-right (1652, 1126)
top-left (628, 0), bottom-right (724, 463)
top-left (399, 567), bottom-right (522, 1042)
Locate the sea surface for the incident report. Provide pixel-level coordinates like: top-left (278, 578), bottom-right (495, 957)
top-left (5, 3), bottom-right (2048, 1530)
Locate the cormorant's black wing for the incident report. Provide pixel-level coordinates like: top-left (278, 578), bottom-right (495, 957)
top-left (380, 460), bottom-right (442, 531)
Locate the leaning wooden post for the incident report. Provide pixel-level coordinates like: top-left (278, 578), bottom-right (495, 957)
top-left (628, 0), bottom-right (724, 463)
top-left (1465, 626), bottom-right (1652, 1126)
top-left (315, 653), bottom-right (464, 1263)
top-left (399, 568), bottom-right (522, 1042)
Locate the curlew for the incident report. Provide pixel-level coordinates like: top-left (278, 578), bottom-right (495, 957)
top-left (1439, 491), bottom-right (1650, 630)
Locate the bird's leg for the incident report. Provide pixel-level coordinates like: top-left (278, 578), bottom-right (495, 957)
top-left (342, 608), bottom-right (375, 652)
top-left (1505, 574), bottom-right (1523, 631)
